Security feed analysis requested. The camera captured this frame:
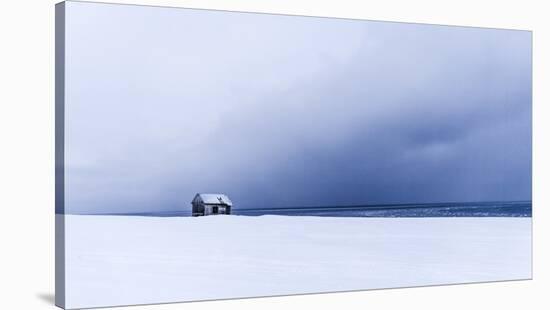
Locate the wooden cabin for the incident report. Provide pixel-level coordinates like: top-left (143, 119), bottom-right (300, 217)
top-left (191, 193), bottom-right (233, 216)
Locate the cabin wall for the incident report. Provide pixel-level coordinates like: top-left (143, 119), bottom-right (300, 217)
top-left (191, 203), bottom-right (204, 216)
top-left (192, 203), bottom-right (231, 216)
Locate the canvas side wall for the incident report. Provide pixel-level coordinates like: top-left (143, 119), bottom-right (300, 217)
top-left (55, 2), bottom-right (66, 309)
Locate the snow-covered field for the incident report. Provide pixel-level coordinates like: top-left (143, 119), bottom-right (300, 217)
top-left (63, 215), bottom-right (531, 309)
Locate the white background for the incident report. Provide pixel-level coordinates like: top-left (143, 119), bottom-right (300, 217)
top-left (0, 0), bottom-right (548, 309)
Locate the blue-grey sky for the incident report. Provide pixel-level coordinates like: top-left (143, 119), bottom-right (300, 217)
top-left (64, 1), bottom-right (532, 213)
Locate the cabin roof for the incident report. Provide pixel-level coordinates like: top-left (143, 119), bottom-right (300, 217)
top-left (192, 193), bottom-right (233, 206)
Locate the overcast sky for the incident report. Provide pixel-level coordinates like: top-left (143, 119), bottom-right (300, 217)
top-left (63, 1), bottom-right (532, 214)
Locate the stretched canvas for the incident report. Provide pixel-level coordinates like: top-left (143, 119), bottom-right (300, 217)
top-left (55, 1), bottom-right (532, 309)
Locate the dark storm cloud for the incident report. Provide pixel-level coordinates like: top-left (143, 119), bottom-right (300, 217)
top-left (64, 2), bottom-right (531, 213)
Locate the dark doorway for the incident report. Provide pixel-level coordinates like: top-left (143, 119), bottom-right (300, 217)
top-left (212, 206), bottom-right (219, 214)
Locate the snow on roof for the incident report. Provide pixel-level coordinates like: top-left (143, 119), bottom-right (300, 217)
top-left (193, 193), bottom-right (233, 206)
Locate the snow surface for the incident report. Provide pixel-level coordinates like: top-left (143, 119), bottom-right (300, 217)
top-left (63, 215), bottom-right (531, 309)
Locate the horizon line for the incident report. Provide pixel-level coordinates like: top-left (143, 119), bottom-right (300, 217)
top-left (63, 199), bottom-right (532, 215)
